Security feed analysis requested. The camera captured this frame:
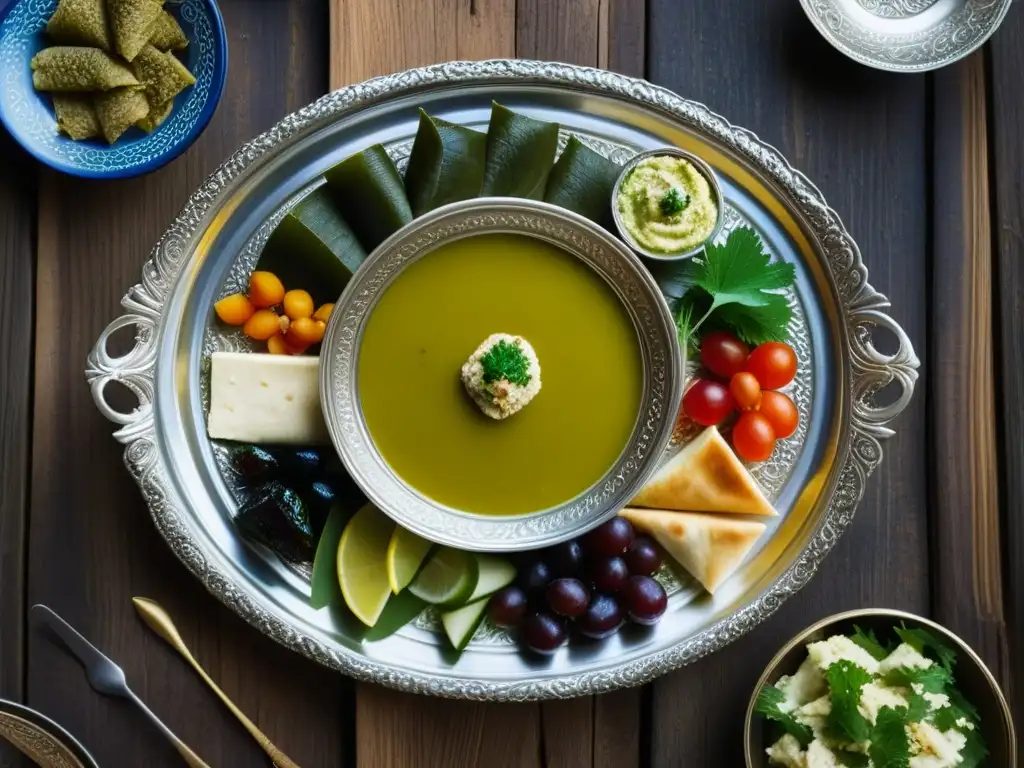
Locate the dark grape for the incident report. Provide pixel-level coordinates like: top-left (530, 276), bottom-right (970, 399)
top-left (544, 540), bottom-right (584, 577)
top-left (620, 575), bottom-right (667, 625)
top-left (545, 578), bottom-right (590, 618)
top-left (582, 518), bottom-right (635, 558)
top-left (577, 594), bottom-right (624, 639)
top-left (624, 537), bottom-right (661, 576)
top-left (587, 556), bottom-right (630, 593)
top-left (520, 613), bottom-right (566, 654)
top-left (518, 560), bottom-right (552, 593)
top-left (488, 586), bottom-right (529, 628)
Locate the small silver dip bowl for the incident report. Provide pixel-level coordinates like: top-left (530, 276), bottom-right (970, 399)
top-left (319, 197), bottom-right (683, 552)
top-left (611, 147), bottom-right (725, 263)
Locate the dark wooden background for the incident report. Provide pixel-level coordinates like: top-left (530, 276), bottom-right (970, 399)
top-left (0, 0), bottom-right (1021, 765)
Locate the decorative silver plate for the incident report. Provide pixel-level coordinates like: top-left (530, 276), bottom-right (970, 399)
top-left (86, 60), bottom-right (919, 700)
top-left (800, 0), bottom-right (1014, 72)
top-left (320, 198), bottom-right (682, 552)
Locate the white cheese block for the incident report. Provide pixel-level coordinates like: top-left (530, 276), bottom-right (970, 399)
top-left (207, 352), bottom-right (330, 445)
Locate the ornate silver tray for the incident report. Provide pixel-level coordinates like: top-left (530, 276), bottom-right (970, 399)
top-left (800, 0), bottom-right (1013, 72)
top-left (86, 60), bottom-right (919, 700)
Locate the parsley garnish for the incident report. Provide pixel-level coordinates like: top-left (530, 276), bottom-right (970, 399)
top-left (851, 625), bottom-right (892, 661)
top-left (894, 624), bottom-right (958, 672)
top-left (753, 684), bottom-right (814, 748)
top-left (825, 661), bottom-right (873, 743)
top-left (869, 707), bottom-right (911, 768)
top-left (659, 187), bottom-right (689, 216)
top-left (480, 339), bottom-right (531, 386)
top-left (673, 227), bottom-right (795, 349)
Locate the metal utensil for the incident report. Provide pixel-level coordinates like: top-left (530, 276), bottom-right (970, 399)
top-left (132, 597), bottom-right (301, 768)
top-left (30, 605), bottom-right (211, 768)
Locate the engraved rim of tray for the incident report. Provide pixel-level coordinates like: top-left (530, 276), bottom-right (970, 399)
top-left (85, 60), bottom-right (920, 701)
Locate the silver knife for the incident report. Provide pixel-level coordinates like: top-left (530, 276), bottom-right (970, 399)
top-left (31, 604), bottom-right (212, 768)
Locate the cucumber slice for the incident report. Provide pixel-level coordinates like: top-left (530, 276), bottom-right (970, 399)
top-left (309, 503), bottom-right (348, 609)
top-left (408, 547), bottom-right (478, 607)
top-left (441, 596), bottom-right (490, 651)
top-left (466, 554), bottom-right (516, 603)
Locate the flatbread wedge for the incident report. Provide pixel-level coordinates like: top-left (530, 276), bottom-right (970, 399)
top-left (630, 426), bottom-right (777, 516)
top-left (619, 508), bottom-right (765, 594)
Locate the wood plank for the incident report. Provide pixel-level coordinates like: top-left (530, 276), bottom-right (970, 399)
top-left (328, 0), bottom-right (516, 90)
top-left (929, 53), bottom-right (1011, 691)
top-left (990, 9), bottom-right (1024, 715)
top-left (0, 131), bottom-right (35, 768)
top-left (25, 1), bottom-right (344, 766)
top-left (645, 3), bottom-right (931, 764)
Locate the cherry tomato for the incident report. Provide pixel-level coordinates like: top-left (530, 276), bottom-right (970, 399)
top-left (759, 390), bottom-right (798, 439)
top-left (732, 411), bottom-right (776, 462)
top-left (745, 342), bottom-right (797, 390)
top-left (729, 372), bottom-right (762, 410)
top-left (700, 331), bottom-right (749, 379)
top-left (682, 379), bottom-right (735, 426)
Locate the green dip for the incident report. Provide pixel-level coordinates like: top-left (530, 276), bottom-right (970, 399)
top-left (616, 155), bottom-right (719, 255)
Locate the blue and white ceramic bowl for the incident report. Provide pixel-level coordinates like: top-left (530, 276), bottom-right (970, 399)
top-left (0, 0), bottom-right (227, 178)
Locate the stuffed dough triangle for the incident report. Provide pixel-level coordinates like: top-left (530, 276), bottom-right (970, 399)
top-left (630, 426), bottom-right (777, 516)
top-left (619, 508), bottom-right (765, 594)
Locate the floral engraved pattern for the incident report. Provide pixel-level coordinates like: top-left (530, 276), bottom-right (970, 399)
top-left (86, 61), bottom-right (919, 700)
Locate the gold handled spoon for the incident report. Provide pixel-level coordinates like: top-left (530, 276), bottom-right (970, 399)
top-left (132, 597), bottom-right (302, 768)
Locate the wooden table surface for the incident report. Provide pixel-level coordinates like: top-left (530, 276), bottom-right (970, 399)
top-left (1, 0), bottom-right (1022, 765)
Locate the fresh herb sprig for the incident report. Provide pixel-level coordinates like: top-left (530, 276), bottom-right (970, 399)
top-left (671, 227), bottom-right (796, 351)
top-left (753, 684), bottom-right (814, 748)
top-left (659, 187), bottom-right (689, 216)
top-left (480, 339), bottom-right (531, 386)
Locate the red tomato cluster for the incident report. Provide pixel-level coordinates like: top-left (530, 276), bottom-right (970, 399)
top-left (682, 332), bottom-right (799, 462)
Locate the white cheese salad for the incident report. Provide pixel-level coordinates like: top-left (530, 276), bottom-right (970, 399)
top-left (756, 624), bottom-right (987, 767)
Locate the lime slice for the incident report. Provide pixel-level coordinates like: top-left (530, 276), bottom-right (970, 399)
top-left (408, 547), bottom-right (478, 607)
top-left (386, 527), bottom-right (434, 594)
top-left (466, 554), bottom-right (516, 603)
top-left (337, 503), bottom-right (395, 627)
top-left (441, 596), bottom-right (489, 651)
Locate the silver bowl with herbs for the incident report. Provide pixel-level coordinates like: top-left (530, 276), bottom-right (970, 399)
top-left (745, 608), bottom-right (1016, 767)
top-left (319, 196), bottom-right (683, 552)
top-left (611, 147), bottom-right (725, 261)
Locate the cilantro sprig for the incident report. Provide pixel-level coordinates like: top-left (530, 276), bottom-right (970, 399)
top-left (869, 707), bottom-right (911, 768)
top-left (753, 684), bottom-right (814, 748)
top-left (825, 660), bottom-right (873, 743)
top-left (671, 227), bottom-right (795, 350)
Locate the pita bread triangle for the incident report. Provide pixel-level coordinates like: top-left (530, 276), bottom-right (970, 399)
top-left (630, 426), bottom-right (777, 516)
top-left (619, 508), bottom-right (766, 594)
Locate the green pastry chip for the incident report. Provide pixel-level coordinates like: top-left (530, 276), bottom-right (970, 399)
top-left (108, 0), bottom-right (163, 61)
top-left (136, 97), bottom-right (173, 132)
top-left (94, 86), bottom-right (149, 143)
top-left (45, 0), bottom-right (112, 50)
top-left (52, 94), bottom-right (101, 140)
top-left (147, 10), bottom-right (188, 51)
top-left (131, 44), bottom-right (195, 106)
top-left (31, 46), bottom-right (139, 92)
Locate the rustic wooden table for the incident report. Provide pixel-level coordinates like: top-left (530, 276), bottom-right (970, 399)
top-left (1, 0), bottom-right (1021, 765)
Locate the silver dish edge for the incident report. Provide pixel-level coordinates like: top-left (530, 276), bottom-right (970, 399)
top-left (84, 59), bottom-right (920, 701)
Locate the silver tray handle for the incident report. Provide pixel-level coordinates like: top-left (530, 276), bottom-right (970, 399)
top-left (86, 288), bottom-right (159, 444)
top-left (848, 306), bottom-right (920, 440)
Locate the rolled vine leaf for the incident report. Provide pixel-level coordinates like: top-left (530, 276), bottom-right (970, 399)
top-left (544, 135), bottom-right (621, 229)
top-left (324, 144), bottom-right (414, 251)
top-left (404, 109), bottom-right (487, 217)
top-left (480, 102), bottom-right (560, 199)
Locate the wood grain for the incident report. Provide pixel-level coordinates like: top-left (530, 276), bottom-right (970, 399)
top-left (0, 131), bottom-right (33, 704)
top-left (0, 131), bottom-right (35, 768)
top-left (929, 53), bottom-right (1010, 688)
top-left (990, 8), bottom-right (1024, 714)
top-left (328, 0), bottom-right (515, 90)
top-left (645, 3), bottom-right (931, 764)
top-left (25, 2), bottom-right (344, 766)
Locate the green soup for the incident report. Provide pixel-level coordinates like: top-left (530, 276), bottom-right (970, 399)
top-left (358, 233), bottom-right (643, 516)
